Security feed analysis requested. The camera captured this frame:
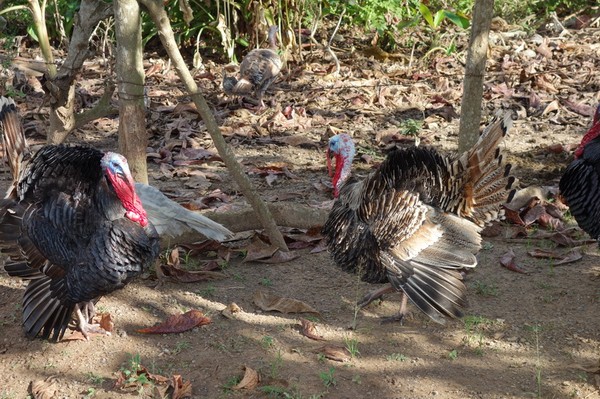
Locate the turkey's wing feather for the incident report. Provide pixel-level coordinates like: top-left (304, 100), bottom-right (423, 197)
top-left (23, 192), bottom-right (97, 270)
top-left (22, 276), bottom-right (74, 341)
top-left (384, 210), bottom-right (482, 323)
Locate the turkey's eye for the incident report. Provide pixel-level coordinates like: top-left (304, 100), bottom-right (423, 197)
top-left (111, 163), bottom-right (126, 179)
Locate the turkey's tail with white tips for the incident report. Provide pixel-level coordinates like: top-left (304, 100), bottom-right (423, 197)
top-left (453, 112), bottom-right (518, 225)
top-left (0, 96), bottom-right (31, 198)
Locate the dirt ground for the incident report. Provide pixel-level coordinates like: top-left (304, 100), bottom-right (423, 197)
top-left (2, 19), bottom-right (600, 399)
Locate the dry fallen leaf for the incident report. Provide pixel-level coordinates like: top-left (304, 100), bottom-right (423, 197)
top-left (29, 378), bottom-right (57, 399)
top-left (168, 247), bottom-right (180, 266)
top-left (99, 312), bottom-right (114, 333)
top-left (233, 366), bottom-right (260, 390)
top-left (253, 290), bottom-right (320, 314)
top-left (169, 375), bottom-right (193, 399)
top-left (503, 206), bottom-right (525, 226)
top-left (315, 345), bottom-right (352, 362)
top-left (300, 318), bottom-right (326, 341)
top-left (499, 248), bottom-right (529, 274)
top-left (243, 236), bottom-right (279, 263)
top-left (255, 249), bottom-right (301, 264)
top-left (522, 204), bottom-right (545, 226)
top-left (527, 248), bottom-right (583, 265)
top-left (137, 310), bottom-right (211, 334)
top-left (222, 302), bottom-right (243, 319)
top-left (159, 263), bottom-right (227, 283)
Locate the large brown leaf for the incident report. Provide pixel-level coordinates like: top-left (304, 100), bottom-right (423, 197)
top-left (253, 290), bottom-right (320, 315)
top-left (528, 248), bottom-right (583, 265)
top-left (158, 263), bottom-right (227, 283)
top-left (300, 318), bottom-right (326, 341)
top-left (233, 366), bottom-right (260, 390)
top-left (137, 310), bottom-right (211, 334)
top-left (500, 249), bottom-right (529, 274)
top-left (315, 345), bottom-right (352, 362)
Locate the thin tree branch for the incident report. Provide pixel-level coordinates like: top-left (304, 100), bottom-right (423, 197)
top-left (458, 0), bottom-right (494, 152)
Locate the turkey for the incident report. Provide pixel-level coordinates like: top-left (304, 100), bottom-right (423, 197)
top-left (0, 96), bottom-right (160, 341)
top-left (322, 115), bottom-right (516, 324)
top-left (223, 25), bottom-right (282, 108)
top-left (559, 104), bottom-right (600, 240)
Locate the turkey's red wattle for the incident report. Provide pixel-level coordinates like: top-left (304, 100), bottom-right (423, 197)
top-left (331, 153), bottom-right (345, 198)
top-left (109, 173), bottom-right (149, 227)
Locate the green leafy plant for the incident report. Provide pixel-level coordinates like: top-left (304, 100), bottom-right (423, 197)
top-left (526, 324), bottom-right (543, 398)
top-left (173, 340), bottom-right (191, 355)
top-left (448, 349), bottom-right (458, 360)
top-left (261, 335), bottom-right (275, 349)
top-left (86, 372), bottom-right (105, 385)
top-left (344, 337), bottom-right (360, 358)
top-left (399, 118), bottom-right (423, 136)
top-left (386, 353), bottom-right (408, 362)
top-left (259, 277), bottom-right (273, 287)
top-left (269, 350), bottom-right (284, 378)
top-left (319, 367), bottom-right (336, 388)
top-left (222, 375), bottom-right (241, 391)
top-left (119, 354), bottom-right (152, 394)
top-left (472, 280), bottom-right (499, 297)
top-left (83, 387), bottom-right (96, 399)
top-left (418, 3), bottom-right (469, 30)
top-left (196, 284), bottom-right (216, 297)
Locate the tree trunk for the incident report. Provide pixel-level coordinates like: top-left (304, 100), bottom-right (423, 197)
top-left (457, 0), bottom-right (494, 153)
top-left (114, 0), bottom-right (148, 183)
top-left (45, 0), bottom-right (114, 144)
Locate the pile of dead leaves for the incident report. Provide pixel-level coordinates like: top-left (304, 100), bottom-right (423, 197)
top-left (496, 190), bottom-right (595, 274)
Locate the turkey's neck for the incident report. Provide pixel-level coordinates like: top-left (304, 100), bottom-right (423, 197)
top-left (96, 179), bottom-right (128, 221)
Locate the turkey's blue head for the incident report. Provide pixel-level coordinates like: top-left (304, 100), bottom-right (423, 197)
top-left (327, 134), bottom-right (355, 198)
top-left (101, 152), bottom-right (149, 227)
top-left (575, 104), bottom-right (600, 159)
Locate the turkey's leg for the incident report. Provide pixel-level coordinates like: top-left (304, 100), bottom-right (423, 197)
top-left (357, 284), bottom-right (395, 308)
top-left (381, 294), bottom-right (409, 324)
top-left (75, 302), bottom-right (110, 340)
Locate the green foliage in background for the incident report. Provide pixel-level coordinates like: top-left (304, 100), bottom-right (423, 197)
top-left (0, 0), bottom-right (597, 60)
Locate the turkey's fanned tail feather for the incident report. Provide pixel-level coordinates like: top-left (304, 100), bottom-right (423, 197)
top-left (0, 96), bottom-right (30, 197)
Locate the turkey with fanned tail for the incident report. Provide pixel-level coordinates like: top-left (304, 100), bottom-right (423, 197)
top-left (0, 96), bottom-right (160, 341)
top-left (322, 114), bottom-right (517, 324)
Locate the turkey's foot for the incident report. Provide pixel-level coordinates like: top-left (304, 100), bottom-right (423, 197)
top-left (75, 304), bottom-right (110, 340)
top-left (380, 312), bottom-right (407, 324)
top-left (357, 284), bottom-right (395, 308)
top-left (380, 294), bottom-right (409, 325)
